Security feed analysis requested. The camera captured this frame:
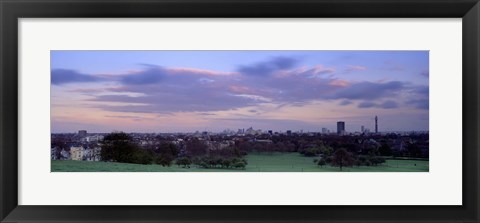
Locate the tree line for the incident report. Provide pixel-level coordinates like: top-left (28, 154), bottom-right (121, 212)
top-left (313, 148), bottom-right (386, 171)
top-left (100, 132), bottom-right (247, 169)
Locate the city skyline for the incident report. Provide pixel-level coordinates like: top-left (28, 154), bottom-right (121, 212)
top-left (51, 51), bottom-right (429, 133)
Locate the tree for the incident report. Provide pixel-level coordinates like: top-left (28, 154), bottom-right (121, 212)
top-left (185, 139), bottom-right (208, 156)
top-left (153, 142), bottom-right (179, 167)
top-left (317, 158), bottom-right (326, 168)
top-left (176, 157), bottom-right (192, 168)
top-left (354, 159), bottom-right (362, 167)
top-left (369, 156), bottom-right (386, 166)
top-left (232, 160), bottom-right (246, 169)
top-left (100, 132), bottom-right (155, 165)
top-left (155, 155), bottom-right (173, 167)
top-left (303, 147), bottom-right (319, 157)
top-left (319, 145), bottom-right (333, 156)
top-left (331, 148), bottom-right (354, 171)
top-left (101, 132), bottom-right (136, 163)
top-left (365, 160), bottom-right (372, 166)
top-left (325, 156), bottom-right (332, 164)
top-left (407, 143), bottom-right (421, 157)
top-left (378, 144), bottom-right (392, 156)
top-left (156, 143), bottom-right (179, 157)
top-left (222, 159), bottom-right (232, 168)
top-left (131, 149), bottom-right (153, 165)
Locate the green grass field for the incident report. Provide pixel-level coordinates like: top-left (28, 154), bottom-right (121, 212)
top-left (51, 153), bottom-right (428, 172)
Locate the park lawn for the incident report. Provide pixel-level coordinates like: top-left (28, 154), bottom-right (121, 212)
top-left (51, 153), bottom-right (429, 172)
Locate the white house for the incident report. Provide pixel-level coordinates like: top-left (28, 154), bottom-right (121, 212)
top-left (70, 146), bottom-right (84, 161)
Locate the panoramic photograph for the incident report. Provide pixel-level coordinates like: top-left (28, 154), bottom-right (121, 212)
top-left (50, 50), bottom-right (429, 172)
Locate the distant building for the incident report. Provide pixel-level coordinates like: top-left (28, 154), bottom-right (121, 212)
top-left (246, 127), bottom-right (257, 135)
top-left (78, 130), bottom-right (87, 138)
top-left (375, 116), bottom-right (378, 133)
top-left (361, 125), bottom-right (365, 133)
top-left (337, 121), bottom-right (345, 135)
top-left (322, 128), bottom-right (328, 134)
top-left (85, 135), bottom-right (104, 142)
top-left (83, 147), bottom-right (101, 161)
top-left (70, 146), bottom-right (84, 161)
top-left (286, 130), bottom-right (292, 136)
top-left (51, 148), bottom-right (58, 160)
top-left (268, 130), bottom-right (273, 135)
top-left (60, 149), bottom-right (70, 160)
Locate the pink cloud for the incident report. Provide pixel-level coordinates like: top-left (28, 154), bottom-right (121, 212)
top-left (277, 65), bottom-right (335, 78)
top-left (345, 65), bottom-right (367, 73)
top-left (168, 67), bottom-right (238, 76)
top-left (328, 79), bottom-right (351, 87)
top-left (68, 88), bottom-right (105, 93)
top-left (228, 85), bottom-right (257, 95)
top-left (309, 65), bottom-right (336, 75)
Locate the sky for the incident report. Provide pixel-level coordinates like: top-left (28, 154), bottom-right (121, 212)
top-left (51, 51), bottom-right (429, 133)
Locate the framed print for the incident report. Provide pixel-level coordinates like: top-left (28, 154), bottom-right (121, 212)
top-left (1, 0), bottom-right (479, 222)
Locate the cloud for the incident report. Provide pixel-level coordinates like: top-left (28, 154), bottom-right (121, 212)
top-left (357, 100), bottom-right (398, 109)
top-left (292, 65), bottom-right (336, 78)
top-left (92, 89), bottom-right (257, 113)
top-left (198, 78), bottom-right (215, 84)
top-left (358, 102), bottom-right (377, 108)
top-left (329, 81), bottom-right (404, 100)
top-left (169, 67), bottom-right (237, 76)
top-left (383, 61), bottom-right (404, 71)
top-left (105, 115), bottom-right (154, 121)
top-left (329, 79), bottom-right (350, 87)
top-left (120, 67), bottom-right (167, 85)
top-left (379, 100), bottom-right (398, 109)
top-left (91, 71), bottom-right (422, 113)
top-left (406, 99), bottom-right (429, 110)
top-left (339, 100), bottom-right (352, 106)
top-left (68, 88), bottom-right (105, 94)
top-left (414, 85), bottom-right (429, 96)
top-left (60, 59), bottom-right (427, 115)
top-left (237, 56), bottom-right (298, 76)
top-left (51, 69), bottom-right (102, 85)
top-left (198, 112), bottom-right (215, 116)
top-left (345, 65), bottom-right (367, 73)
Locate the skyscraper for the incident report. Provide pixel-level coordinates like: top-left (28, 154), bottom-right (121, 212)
top-left (78, 130), bottom-right (87, 138)
top-left (375, 116), bottom-right (378, 133)
top-left (337, 121), bottom-right (345, 135)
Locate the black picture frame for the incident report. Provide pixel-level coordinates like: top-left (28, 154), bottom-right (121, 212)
top-left (1, 0), bottom-right (479, 222)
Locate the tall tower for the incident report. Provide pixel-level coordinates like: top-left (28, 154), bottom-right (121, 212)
top-left (375, 116), bottom-right (378, 133)
top-left (337, 121), bottom-right (345, 135)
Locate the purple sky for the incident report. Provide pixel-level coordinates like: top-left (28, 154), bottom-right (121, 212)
top-left (51, 51), bottom-right (429, 133)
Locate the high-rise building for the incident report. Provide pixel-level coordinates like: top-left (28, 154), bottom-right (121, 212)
top-left (322, 128), bottom-right (328, 134)
top-left (375, 116), bottom-right (378, 133)
top-left (361, 125), bottom-right (365, 133)
top-left (78, 130), bottom-right (87, 138)
top-left (337, 121), bottom-right (345, 135)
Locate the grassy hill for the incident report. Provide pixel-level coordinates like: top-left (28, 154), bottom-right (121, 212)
top-left (51, 153), bottom-right (428, 172)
